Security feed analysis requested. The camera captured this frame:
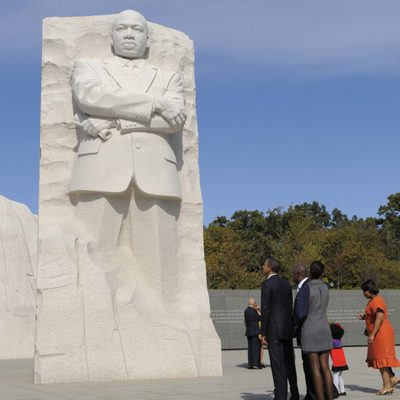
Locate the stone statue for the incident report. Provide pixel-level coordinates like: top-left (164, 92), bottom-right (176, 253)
top-left (69, 10), bottom-right (186, 316)
top-left (35, 10), bottom-right (222, 383)
top-left (70, 10), bottom-right (186, 197)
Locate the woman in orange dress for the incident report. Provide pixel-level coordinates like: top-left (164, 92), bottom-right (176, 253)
top-left (358, 279), bottom-right (400, 395)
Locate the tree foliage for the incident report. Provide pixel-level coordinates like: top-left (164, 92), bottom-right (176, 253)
top-left (204, 194), bottom-right (400, 289)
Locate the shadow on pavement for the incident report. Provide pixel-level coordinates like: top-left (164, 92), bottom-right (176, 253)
top-left (236, 363), bottom-right (271, 369)
top-left (241, 393), bottom-right (274, 400)
top-left (346, 384), bottom-right (377, 394)
top-left (236, 363), bottom-right (250, 369)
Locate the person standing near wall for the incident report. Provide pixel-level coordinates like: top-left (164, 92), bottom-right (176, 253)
top-left (358, 279), bottom-right (400, 395)
top-left (261, 257), bottom-right (299, 400)
top-left (244, 297), bottom-right (262, 369)
top-left (329, 322), bottom-right (349, 396)
top-left (295, 260), bottom-right (334, 400)
top-left (293, 264), bottom-right (316, 400)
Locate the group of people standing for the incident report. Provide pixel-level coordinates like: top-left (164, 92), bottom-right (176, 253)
top-left (244, 257), bottom-right (400, 399)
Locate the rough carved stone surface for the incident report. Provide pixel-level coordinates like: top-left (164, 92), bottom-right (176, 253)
top-left (35, 11), bottom-right (222, 383)
top-left (0, 196), bottom-right (37, 359)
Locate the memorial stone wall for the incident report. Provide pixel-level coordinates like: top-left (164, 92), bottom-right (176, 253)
top-left (209, 289), bottom-right (400, 349)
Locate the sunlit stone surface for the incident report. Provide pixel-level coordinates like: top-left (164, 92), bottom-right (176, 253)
top-left (35, 10), bottom-right (222, 383)
top-left (0, 196), bottom-right (36, 359)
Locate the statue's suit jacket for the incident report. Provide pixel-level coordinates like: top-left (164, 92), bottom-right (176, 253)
top-left (70, 56), bottom-right (184, 200)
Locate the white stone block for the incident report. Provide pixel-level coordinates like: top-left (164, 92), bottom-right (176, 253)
top-left (35, 10), bottom-right (222, 383)
top-left (0, 196), bottom-right (37, 359)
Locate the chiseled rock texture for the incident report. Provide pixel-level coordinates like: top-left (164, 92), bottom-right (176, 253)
top-left (0, 196), bottom-right (37, 359)
top-left (35, 12), bottom-right (222, 383)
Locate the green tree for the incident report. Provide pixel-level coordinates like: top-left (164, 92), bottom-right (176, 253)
top-left (204, 224), bottom-right (263, 289)
top-left (203, 195), bottom-right (400, 289)
top-left (378, 192), bottom-right (400, 260)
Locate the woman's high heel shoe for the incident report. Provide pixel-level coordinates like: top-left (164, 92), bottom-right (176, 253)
top-left (376, 388), bottom-right (394, 395)
top-left (390, 377), bottom-right (400, 389)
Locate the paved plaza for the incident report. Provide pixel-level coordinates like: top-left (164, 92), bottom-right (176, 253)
top-left (1, 347), bottom-right (399, 400)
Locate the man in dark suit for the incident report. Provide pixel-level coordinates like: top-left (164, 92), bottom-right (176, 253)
top-left (261, 258), bottom-right (299, 400)
top-left (244, 297), bottom-right (262, 369)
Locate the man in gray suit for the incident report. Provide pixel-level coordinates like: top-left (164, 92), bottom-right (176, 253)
top-left (69, 10), bottom-right (187, 311)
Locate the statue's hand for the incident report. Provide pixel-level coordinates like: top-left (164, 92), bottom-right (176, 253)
top-left (74, 115), bottom-right (117, 139)
top-left (154, 98), bottom-right (187, 130)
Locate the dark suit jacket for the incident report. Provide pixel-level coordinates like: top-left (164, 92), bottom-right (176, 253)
top-left (294, 278), bottom-right (311, 346)
top-left (261, 274), bottom-right (294, 341)
top-left (294, 281), bottom-right (310, 327)
top-left (244, 306), bottom-right (261, 337)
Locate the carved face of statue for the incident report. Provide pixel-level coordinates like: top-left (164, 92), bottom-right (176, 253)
top-left (112, 11), bottom-right (149, 59)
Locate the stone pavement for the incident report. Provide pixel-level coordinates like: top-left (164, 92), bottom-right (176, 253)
top-left (1, 347), bottom-right (399, 399)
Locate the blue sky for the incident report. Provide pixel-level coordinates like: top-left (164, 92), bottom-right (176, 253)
top-left (1, 0), bottom-right (400, 223)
